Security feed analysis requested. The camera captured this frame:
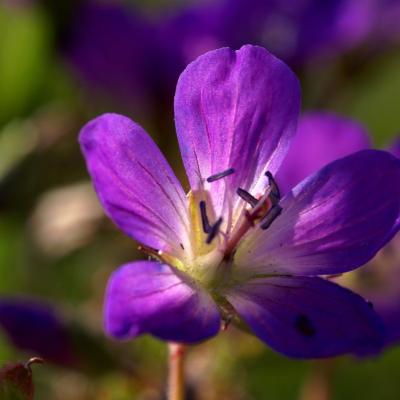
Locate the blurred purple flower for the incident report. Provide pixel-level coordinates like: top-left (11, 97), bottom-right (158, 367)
top-left (156, 0), bottom-right (270, 85)
top-left (66, 0), bottom-right (400, 108)
top-left (372, 0), bottom-right (400, 43)
top-left (66, 2), bottom-right (158, 109)
top-left (80, 45), bottom-right (400, 358)
top-left (0, 298), bottom-right (76, 367)
top-left (254, 0), bottom-right (374, 64)
top-left (276, 112), bottom-right (371, 194)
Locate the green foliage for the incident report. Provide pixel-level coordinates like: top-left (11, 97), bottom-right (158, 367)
top-left (0, 4), bottom-right (51, 124)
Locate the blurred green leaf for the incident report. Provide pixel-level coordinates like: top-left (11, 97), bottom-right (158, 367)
top-left (0, 120), bottom-right (37, 180)
top-left (0, 217), bottom-right (25, 293)
top-left (336, 52), bottom-right (400, 146)
top-left (0, 4), bottom-right (52, 123)
top-left (333, 348), bottom-right (400, 400)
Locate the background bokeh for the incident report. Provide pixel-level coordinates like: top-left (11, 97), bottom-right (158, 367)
top-left (0, 0), bottom-right (400, 399)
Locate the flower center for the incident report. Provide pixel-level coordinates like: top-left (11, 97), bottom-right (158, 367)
top-left (184, 169), bottom-right (283, 286)
top-left (139, 169), bottom-right (284, 287)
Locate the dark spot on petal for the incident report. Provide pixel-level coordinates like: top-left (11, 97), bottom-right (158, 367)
top-left (367, 300), bottom-right (374, 309)
top-left (179, 243), bottom-right (184, 250)
top-left (295, 314), bottom-right (316, 337)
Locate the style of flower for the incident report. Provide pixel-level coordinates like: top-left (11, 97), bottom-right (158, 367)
top-left (80, 45), bottom-right (400, 358)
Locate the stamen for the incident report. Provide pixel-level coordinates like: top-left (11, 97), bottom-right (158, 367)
top-left (207, 167), bottom-right (235, 182)
top-left (260, 204), bottom-right (282, 230)
top-left (265, 171), bottom-right (281, 202)
top-left (206, 217), bottom-right (223, 244)
top-left (237, 188), bottom-right (258, 207)
top-left (199, 200), bottom-right (211, 233)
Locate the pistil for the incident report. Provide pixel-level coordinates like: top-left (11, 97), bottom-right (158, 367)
top-left (223, 171), bottom-right (282, 259)
top-left (196, 170), bottom-right (283, 262)
top-left (223, 189), bottom-right (272, 259)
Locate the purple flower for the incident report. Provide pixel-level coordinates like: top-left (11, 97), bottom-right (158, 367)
top-left (275, 111), bottom-right (400, 351)
top-left (65, 2), bottom-right (158, 108)
top-left (348, 138), bottom-right (400, 350)
top-left (276, 111), bottom-right (371, 194)
top-left (0, 298), bottom-right (76, 367)
top-left (66, 0), bottom-right (400, 113)
top-left (257, 0), bottom-right (374, 64)
top-left (79, 45), bottom-right (400, 358)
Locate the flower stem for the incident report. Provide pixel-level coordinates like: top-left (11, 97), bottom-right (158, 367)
top-left (299, 360), bottom-right (334, 400)
top-left (167, 343), bottom-right (186, 400)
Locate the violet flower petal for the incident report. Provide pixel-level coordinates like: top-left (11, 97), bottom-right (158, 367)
top-left (388, 138), bottom-right (400, 235)
top-left (226, 275), bottom-right (383, 358)
top-left (174, 45), bottom-right (300, 225)
top-left (276, 112), bottom-right (371, 195)
top-left (389, 136), bottom-right (400, 159)
top-left (105, 261), bottom-right (221, 343)
top-left (374, 296), bottom-right (400, 348)
top-left (79, 113), bottom-right (189, 255)
top-left (236, 150), bottom-right (400, 276)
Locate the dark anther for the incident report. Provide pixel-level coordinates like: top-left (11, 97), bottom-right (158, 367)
top-left (260, 204), bottom-right (282, 230)
top-left (179, 243), bottom-right (185, 250)
top-left (295, 314), bottom-right (316, 337)
top-left (199, 200), bottom-right (211, 233)
top-left (265, 171), bottom-right (281, 202)
top-left (206, 217), bottom-right (223, 244)
top-left (367, 300), bottom-right (374, 309)
top-left (207, 167), bottom-right (235, 182)
top-left (237, 188), bottom-right (258, 207)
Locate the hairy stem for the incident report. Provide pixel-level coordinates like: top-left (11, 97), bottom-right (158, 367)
top-left (167, 343), bottom-right (186, 400)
